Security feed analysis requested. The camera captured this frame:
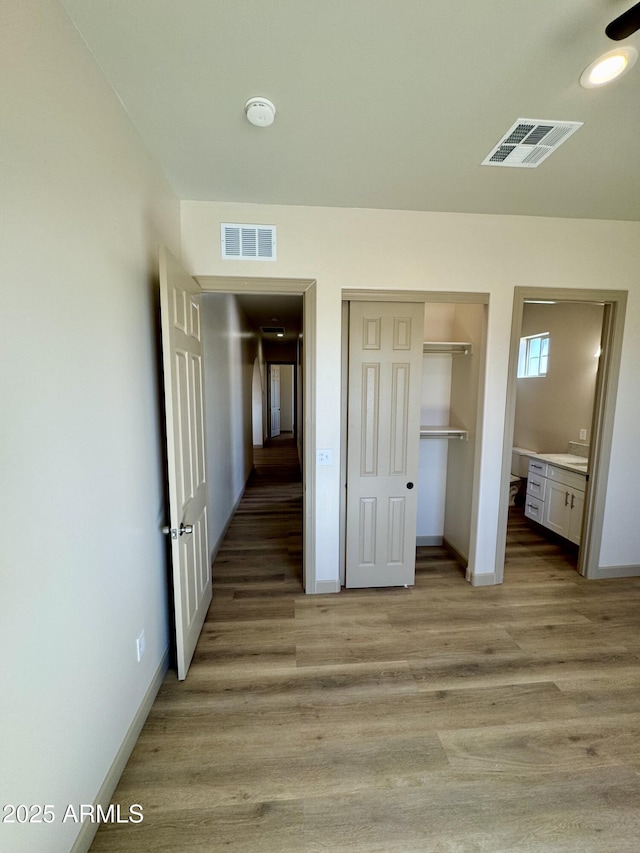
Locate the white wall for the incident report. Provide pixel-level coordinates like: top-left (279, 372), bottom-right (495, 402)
top-left (182, 200), bottom-right (640, 576)
top-left (417, 305), bottom-right (454, 539)
top-left (416, 354), bottom-right (452, 539)
top-left (0, 2), bottom-right (181, 851)
top-left (202, 295), bottom-right (259, 558)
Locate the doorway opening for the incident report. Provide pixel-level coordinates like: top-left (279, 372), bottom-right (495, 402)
top-left (267, 363), bottom-right (296, 439)
top-left (251, 358), bottom-right (263, 446)
top-left (498, 287), bottom-right (627, 582)
top-left (196, 276), bottom-right (317, 593)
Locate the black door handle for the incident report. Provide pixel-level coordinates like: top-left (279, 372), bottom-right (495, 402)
top-left (407, 482), bottom-right (414, 489)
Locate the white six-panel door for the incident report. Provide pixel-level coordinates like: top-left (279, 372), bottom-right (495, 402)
top-left (346, 301), bottom-right (424, 587)
top-left (159, 247), bottom-right (211, 680)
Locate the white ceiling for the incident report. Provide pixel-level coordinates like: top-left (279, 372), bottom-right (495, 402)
top-left (62, 0), bottom-right (640, 221)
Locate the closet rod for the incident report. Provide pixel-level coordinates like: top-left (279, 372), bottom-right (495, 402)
top-left (420, 427), bottom-right (468, 440)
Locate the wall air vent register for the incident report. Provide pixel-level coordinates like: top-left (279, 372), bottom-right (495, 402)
top-left (221, 223), bottom-right (276, 260)
top-left (482, 119), bottom-right (583, 168)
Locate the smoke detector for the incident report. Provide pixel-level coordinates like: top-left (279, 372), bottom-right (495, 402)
top-left (245, 97), bottom-right (276, 127)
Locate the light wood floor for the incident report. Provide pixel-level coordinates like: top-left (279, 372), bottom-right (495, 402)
top-left (91, 439), bottom-right (640, 852)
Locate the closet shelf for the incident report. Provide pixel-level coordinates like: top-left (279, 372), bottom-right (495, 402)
top-left (423, 341), bottom-right (472, 355)
top-left (420, 426), bottom-right (468, 441)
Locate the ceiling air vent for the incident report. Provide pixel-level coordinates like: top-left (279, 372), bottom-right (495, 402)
top-left (481, 119), bottom-right (583, 168)
top-left (260, 326), bottom-right (285, 335)
top-left (221, 223), bottom-right (276, 260)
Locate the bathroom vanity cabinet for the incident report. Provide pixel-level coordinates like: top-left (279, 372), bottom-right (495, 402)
top-left (524, 459), bottom-right (586, 545)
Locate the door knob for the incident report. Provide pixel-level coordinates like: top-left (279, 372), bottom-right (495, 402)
top-left (161, 523), bottom-right (194, 538)
top-left (407, 482), bottom-right (414, 489)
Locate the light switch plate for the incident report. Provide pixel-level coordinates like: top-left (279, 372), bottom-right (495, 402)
top-left (317, 449), bottom-right (333, 466)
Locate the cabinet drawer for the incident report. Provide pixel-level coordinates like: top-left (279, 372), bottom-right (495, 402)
top-left (526, 472), bottom-right (547, 501)
top-left (524, 495), bottom-right (544, 523)
top-left (528, 458), bottom-right (548, 478)
top-left (547, 464), bottom-right (586, 492)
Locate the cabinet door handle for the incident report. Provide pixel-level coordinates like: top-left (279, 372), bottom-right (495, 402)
top-left (570, 493), bottom-right (575, 509)
top-left (565, 491), bottom-right (569, 506)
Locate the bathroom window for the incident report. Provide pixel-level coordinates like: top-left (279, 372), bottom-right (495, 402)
top-left (518, 332), bottom-right (549, 378)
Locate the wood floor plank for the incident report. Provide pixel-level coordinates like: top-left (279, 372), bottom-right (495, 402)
top-left (89, 442), bottom-right (640, 852)
top-left (90, 802), bottom-right (304, 853)
top-left (438, 712), bottom-right (640, 773)
top-left (302, 768), bottom-right (640, 853)
top-left (299, 682), bottom-right (583, 735)
top-left (295, 624), bottom-right (521, 667)
top-left (408, 647), bottom-right (640, 691)
top-left (504, 621), bottom-right (635, 653)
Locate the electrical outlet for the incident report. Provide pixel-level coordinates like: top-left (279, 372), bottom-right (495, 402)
top-left (136, 629), bottom-right (146, 662)
top-left (317, 448), bottom-right (333, 466)
top-left (579, 428), bottom-right (587, 441)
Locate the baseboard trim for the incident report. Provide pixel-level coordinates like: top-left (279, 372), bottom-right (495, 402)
top-left (209, 472), bottom-right (251, 566)
top-left (443, 537), bottom-right (468, 569)
top-left (70, 649), bottom-right (169, 853)
top-left (416, 535), bottom-right (444, 546)
top-left (591, 563), bottom-right (640, 580)
top-left (313, 579), bottom-right (341, 595)
top-left (469, 571), bottom-right (498, 587)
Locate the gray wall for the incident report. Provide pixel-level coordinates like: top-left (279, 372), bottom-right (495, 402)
top-left (514, 302), bottom-right (604, 453)
top-left (444, 303), bottom-right (486, 562)
top-left (202, 295), bottom-right (260, 559)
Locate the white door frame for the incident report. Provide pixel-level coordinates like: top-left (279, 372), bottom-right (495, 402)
top-left (195, 275), bottom-right (317, 594)
top-left (496, 287), bottom-right (628, 582)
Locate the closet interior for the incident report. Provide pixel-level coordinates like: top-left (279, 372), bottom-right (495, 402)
top-left (417, 301), bottom-right (487, 571)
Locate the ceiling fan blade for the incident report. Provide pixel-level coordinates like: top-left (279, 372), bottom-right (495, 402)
top-left (606, 1), bottom-right (640, 39)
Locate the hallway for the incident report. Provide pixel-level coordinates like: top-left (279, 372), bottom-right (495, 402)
top-left (211, 434), bottom-right (303, 602)
top-left (90, 440), bottom-right (640, 852)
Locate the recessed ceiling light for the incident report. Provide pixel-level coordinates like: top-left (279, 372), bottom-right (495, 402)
top-left (276, 332), bottom-right (284, 338)
top-left (580, 46), bottom-right (638, 88)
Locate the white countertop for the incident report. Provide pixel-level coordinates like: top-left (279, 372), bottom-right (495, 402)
top-left (534, 453), bottom-right (589, 475)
